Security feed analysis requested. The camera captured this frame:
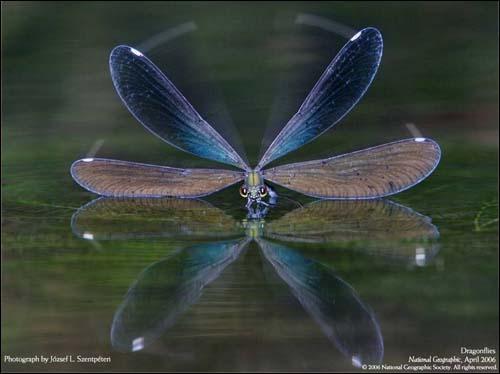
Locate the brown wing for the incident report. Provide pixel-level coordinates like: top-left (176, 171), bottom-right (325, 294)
top-left (71, 158), bottom-right (244, 198)
top-left (264, 199), bottom-right (440, 265)
top-left (71, 197), bottom-right (241, 240)
top-left (262, 138), bottom-right (440, 199)
top-left (265, 199), bottom-right (439, 243)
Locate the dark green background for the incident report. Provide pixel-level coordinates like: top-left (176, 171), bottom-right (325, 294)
top-left (2, 2), bottom-right (498, 372)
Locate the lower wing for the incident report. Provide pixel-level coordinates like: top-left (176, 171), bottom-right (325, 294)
top-left (111, 238), bottom-right (249, 352)
top-left (262, 138), bottom-right (441, 199)
top-left (71, 197), bottom-right (241, 241)
top-left (71, 158), bottom-right (244, 198)
top-left (257, 238), bottom-right (384, 365)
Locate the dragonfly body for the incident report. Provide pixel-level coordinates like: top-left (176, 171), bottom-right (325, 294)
top-left (71, 28), bottom-right (441, 208)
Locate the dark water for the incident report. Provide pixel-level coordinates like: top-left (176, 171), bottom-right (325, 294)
top-left (2, 2), bottom-right (498, 372)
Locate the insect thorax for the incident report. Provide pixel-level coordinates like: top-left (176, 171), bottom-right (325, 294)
top-left (245, 170), bottom-right (264, 188)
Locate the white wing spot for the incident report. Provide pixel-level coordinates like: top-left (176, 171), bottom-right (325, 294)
top-left (350, 31), bottom-right (362, 41)
top-left (82, 158), bottom-right (94, 162)
top-left (83, 232), bottom-right (94, 240)
top-left (415, 247), bottom-right (426, 267)
top-left (351, 355), bottom-right (362, 368)
top-left (415, 137), bottom-right (426, 142)
top-left (132, 337), bottom-right (144, 352)
top-left (130, 47), bottom-right (143, 56)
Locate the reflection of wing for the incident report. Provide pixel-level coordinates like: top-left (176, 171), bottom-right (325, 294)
top-left (111, 238), bottom-right (249, 352)
top-left (258, 239), bottom-right (383, 366)
top-left (258, 28), bottom-right (383, 169)
top-left (265, 199), bottom-right (440, 265)
top-left (263, 138), bottom-right (440, 199)
top-left (265, 199), bottom-right (438, 242)
top-left (71, 196), bottom-right (241, 241)
top-left (110, 46), bottom-right (249, 170)
top-left (71, 158), bottom-right (244, 198)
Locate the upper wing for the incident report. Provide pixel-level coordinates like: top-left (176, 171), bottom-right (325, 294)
top-left (71, 158), bottom-right (244, 198)
top-left (110, 45), bottom-right (249, 170)
top-left (262, 138), bottom-right (441, 199)
top-left (257, 28), bottom-right (383, 169)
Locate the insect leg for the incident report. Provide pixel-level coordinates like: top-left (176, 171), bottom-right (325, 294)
top-left (267, 185), bottom-right (278, 205)
top-left (258, 200), bottom-right (269, 207)
top-left (246, 198), bottom-right (253, 209)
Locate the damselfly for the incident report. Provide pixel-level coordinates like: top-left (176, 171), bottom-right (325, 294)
top-left (71, 27), bottom-right (441, 208)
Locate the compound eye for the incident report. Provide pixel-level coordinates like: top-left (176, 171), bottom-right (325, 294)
top-left (259, 186), bottom-right (268, 197)
top-left (239, 186), bottom-right (248, 198)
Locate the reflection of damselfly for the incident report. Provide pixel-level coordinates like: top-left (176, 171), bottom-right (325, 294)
top-left (72, 198), bottom-right (439, 366)
top-left (71, 28), bottom-right (441, 208)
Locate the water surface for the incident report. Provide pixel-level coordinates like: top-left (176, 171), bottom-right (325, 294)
top-left (2, 2), bottom-right (498, 372)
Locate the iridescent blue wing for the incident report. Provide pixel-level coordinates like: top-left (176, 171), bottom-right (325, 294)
top-left (263, 138), bottom-right (441, 199)
top-left (110, 45), bottom-right (249, 170)
top-left (257, 239), bottom-right (383, 366)
top-left (111, 238), bottom-right (249, 352)
top-left (257, 28), bottom-right (383, 169)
